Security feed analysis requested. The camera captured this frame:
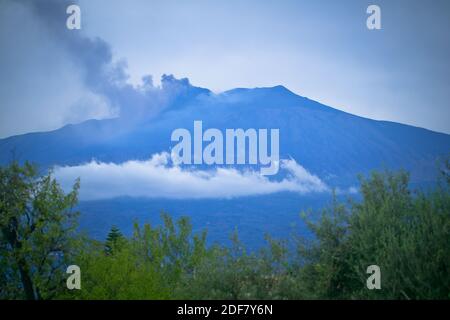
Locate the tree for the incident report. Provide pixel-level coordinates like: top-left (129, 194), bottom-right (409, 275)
top-left (298, 169), bottom-right (450, 299)
top-left (0, 161), bottom-right (80, 299)
top-left (105, 225), bottom-right (125, 255)
top-left (63, 214), bottom-right (208, 299)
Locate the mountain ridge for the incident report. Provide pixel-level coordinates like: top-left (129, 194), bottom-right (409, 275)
top-left (1, 83), bottom-right (449, 189)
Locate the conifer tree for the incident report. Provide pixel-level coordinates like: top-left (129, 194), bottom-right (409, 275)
top-left (105, 225), bottom-right (125, 255)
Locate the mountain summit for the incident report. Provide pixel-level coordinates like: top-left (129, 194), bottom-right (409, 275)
top-left (1, 79), bottom-right (449, 188)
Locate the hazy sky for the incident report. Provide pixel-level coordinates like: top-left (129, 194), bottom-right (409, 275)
top-left (1, 0), bottom-right (449, 137)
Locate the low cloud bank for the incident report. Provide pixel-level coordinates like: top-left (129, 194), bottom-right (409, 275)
top-left (54, 153), bottom-right (329, 200)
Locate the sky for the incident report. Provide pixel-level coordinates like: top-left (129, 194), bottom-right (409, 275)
top-left (1, 0), bottom-right (450, 138)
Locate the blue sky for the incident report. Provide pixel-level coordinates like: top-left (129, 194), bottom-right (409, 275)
top-left (1, 0), bottom-right (449, 137)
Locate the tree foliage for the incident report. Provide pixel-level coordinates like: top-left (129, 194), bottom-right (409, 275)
top-left (1, 161), bottom-right (449, 300)
top-left (104, 225), bottom-right (125, 255)
top-left (0, 161), bottom-right (79, 299)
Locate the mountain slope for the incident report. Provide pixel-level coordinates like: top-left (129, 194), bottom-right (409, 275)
top-left (2, 82), bottom-right (449, 248)
top-left (1, 84), bottom-right (448, 187)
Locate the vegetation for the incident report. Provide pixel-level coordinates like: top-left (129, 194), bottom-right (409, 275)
top-left (0, 161), bottom-right (80, 299)
top-left (0, 160), bottom-right (449, 300)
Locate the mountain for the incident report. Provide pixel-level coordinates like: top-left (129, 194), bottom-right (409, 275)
top-left (1, 83), bottom-right (448, 186)
top-left (1, 81), bottom-right (449, 248)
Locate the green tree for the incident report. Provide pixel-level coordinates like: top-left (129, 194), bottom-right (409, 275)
top-left (0, 161), bottom-right (80, 299)
top-left (63, 213), bottom-right (209, 299)
top-left (298, 169), bottom-right (450, 299)
top-left (132, 213), bottom-right (209, 287)
top-left (105, 225), bottom-right (125, 255)
top-left (62, 239), bottom-right (170, 300)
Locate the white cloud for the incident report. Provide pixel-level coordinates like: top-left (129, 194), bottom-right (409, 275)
top-left (53, 152), bottom-right (329, 200)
